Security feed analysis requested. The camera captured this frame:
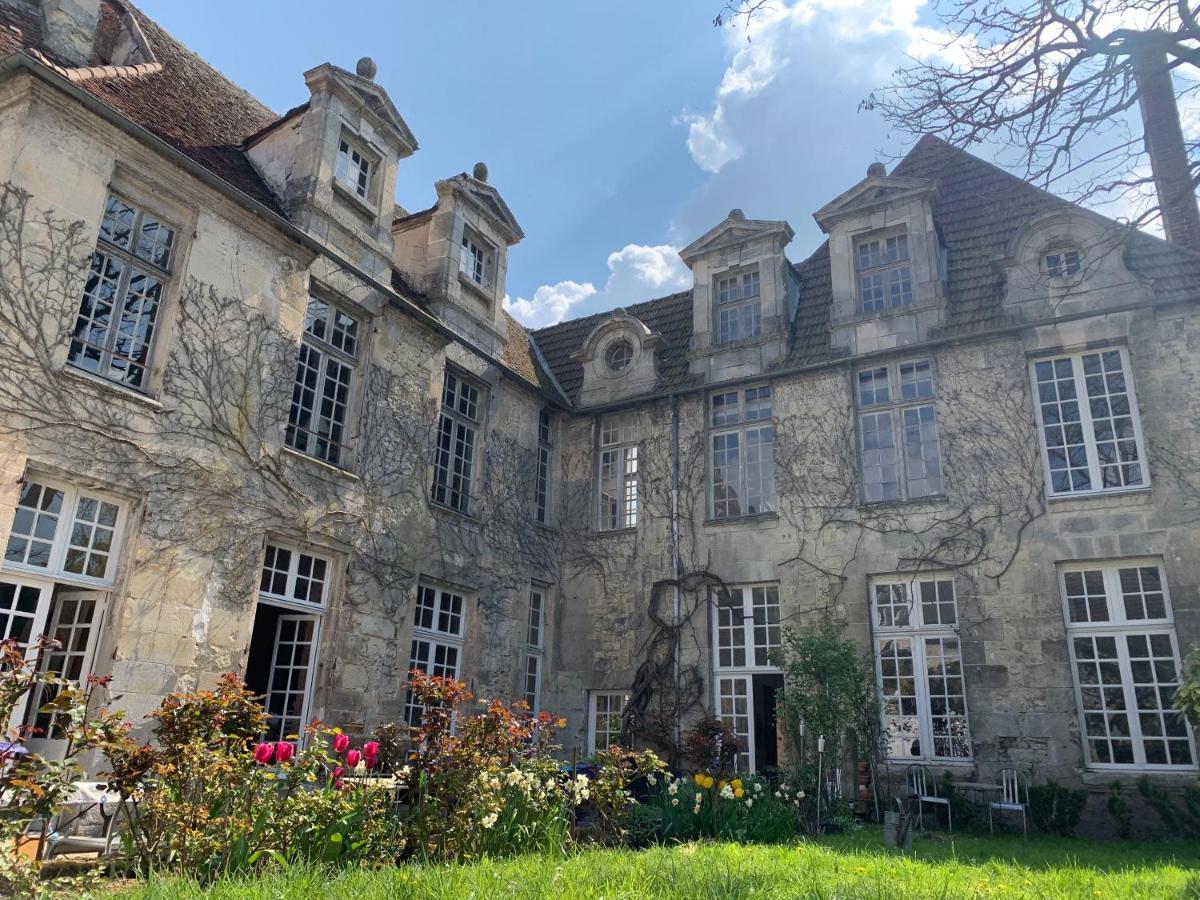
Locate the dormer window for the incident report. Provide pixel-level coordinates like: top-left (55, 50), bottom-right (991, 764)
top-left (604, 339), bottom-right (633, 373)
top-left (460, 228), bottom-right (494, 289)
top-left (335, 137), bottom-right (373, 199)
top-left (856, 232), bottom-right (912, 312)
top-left (1045, 247), bottom-right (1082, 278)
top-left (715, 268), bottom-right (762, 344)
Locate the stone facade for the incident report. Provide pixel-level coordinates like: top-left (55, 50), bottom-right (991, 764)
top-left (0, 0), bottom-right (1198, 834)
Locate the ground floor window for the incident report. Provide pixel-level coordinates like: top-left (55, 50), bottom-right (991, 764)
top-left (1061, 560), bottom-right (1195, 770)
top-left (587, 691), bottom-right (628, 755)
top-left (404, 583), bottom-right (466, 726)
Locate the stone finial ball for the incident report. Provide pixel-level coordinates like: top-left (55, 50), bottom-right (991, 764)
top-left (472, 162), bottom-right (489, 182)
top-left (728, 208), bottom-right (745, 220)
top-left (356, 57), bottom-right (377, 80)
top-left (867, 161), bottom-right (887, 177)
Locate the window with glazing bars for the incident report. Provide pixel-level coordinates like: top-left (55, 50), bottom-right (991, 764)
top-left (1031, 348), bottom-right (1148, 496)
top-left (285, 296), bottom-right (360, 467)
top-left (713, 585), bottom-right (782, 670)
top-left (710, 385), bottom-right (774, 519)
top-left (69, 192), bottom-right (176, 390)
top-left (524, 587), bottom-right (545, 712)
top-left (856, 232), bottom-right (912, 311)
top-left (1061, 560), bottom-right (1195, 769)
top-left (856, 359), bottom-right (941, 503)
top-left (432, 370), bottom-right (481, 513)
top-left (872, 576), bottom-right (971, 762)
top-left (715, 268), bottom-right (761, 344)
top-left (597, 416), bottom-right (638, 530)
top-left (405, 584), bottom-right (466, 725)
top-left (535, 409), bottom-right (553, 525)
top-left (335, 138), bottom-right (372, 198)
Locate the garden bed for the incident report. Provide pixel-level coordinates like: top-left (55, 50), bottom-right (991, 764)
top-left (121, 828), bottom-right (1200, 899)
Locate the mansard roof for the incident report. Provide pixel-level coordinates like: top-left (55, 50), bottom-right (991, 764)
top-left (530, 135), bottom-right (1200, 402)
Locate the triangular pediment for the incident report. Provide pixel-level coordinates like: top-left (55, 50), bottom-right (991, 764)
top-left (680, 212), bottom-right (793, 266)
top-left (305, 63), bottom-right (419, 156)
top-left (814, 174), bottom-right (936, 232)
top-left (451, 175), bottom-right (525, 243)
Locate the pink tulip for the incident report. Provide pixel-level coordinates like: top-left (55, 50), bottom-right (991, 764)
top-left (253, 743), bottom-right (274, 765)
top-left (274, 741), bottom-right (295, 764)
top-left (333, 733), bottom-right (350, 754)
top-left (363, 741), bottom-right (380, 768)
top-left (346, 749), bottom-right (362, 767)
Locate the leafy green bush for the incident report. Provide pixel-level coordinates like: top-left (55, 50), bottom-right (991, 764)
top-left (1028, 780), bottom-right (1088, 836)
top-left (642, 771), bottom-right (798, 843)
top-left (1107, 782), bottom-right (1134, 838)
top-left (1137, 776), bottom-right (1200, 839)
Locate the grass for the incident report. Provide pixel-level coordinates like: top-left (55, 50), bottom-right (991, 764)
top-left (121, 827), bottom-right (1200, 899)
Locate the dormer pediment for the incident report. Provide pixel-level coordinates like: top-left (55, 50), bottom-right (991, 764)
top-left (444, 173), bottom-right (524, 245)
top-left (573, 311), bottom-right (661, 406)
top-left (814, 173), bottom-right (937, 233)
top-left (680, 210), bottom-right (793, 267)
top-left (304, 63), bottom-right (418, 157)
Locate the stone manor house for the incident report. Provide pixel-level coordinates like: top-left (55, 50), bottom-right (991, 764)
top-left (0, 1), bottom-right (1198, 815)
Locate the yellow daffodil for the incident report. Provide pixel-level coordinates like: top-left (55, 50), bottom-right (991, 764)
top-left (731, 778), bottom-right (743, 791)
top-left (704, 775), bottom-right (715, 789)
top-left (693, 773), bottom-right (704, 787)
top-left (718, 780), bottom-right (728, 791)
top-left (734, 787), bottom-right (745, 798)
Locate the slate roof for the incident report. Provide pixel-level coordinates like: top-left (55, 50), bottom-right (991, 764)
top-left (530, 134), bottom-right (1200, 401)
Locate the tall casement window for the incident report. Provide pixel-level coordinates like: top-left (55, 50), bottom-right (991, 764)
top-left (588, 691), bottom-right (628, 755)
top-left (535, 409), bottom-right (553, 525)
top-left (460, 228), bottom-right (494, 289)
top-left (872, 576), bottom-right (971, 762)
top-left (597, 416), bottom-right (638, 531)
top-left (69, 192), bottom-right (176, 390)
top-left (246, 542), bottom-right (331, 742)
top-left (1061, 560), bottom-right (1195, 769)
top-left (524, 586), bottom-right (545, 712)
top-left (335, 137), bottom-right (373, 200)
top-left (856, 359), bottom-right (942, 503)
top-left (715, 267), bottom-right (762, 344)
top-left (405, 583), bottom-right (466, 725)
top-left (855, 231), bottom-right (912, 312)
top-left (2, 477), bottom-right (126, 755)
top-left (1031, 348), bottom-right (1149, 497)
top-left (286, 295), bottom-right (361, 468)
top-left (713, 585), bottom-right (783, 773)
top-left (432, 369), bottom-right (482, 514)
top-left (710, 385), bottom-right (774, 519)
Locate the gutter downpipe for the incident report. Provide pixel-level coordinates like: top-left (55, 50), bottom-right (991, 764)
top-left (670, 393), bottom-right (682, 755)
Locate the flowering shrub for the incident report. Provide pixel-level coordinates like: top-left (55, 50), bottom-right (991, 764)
top-left (640, 770), bottom-right (800, 844)
top-left (105, 675), bottom-right (399, 880)
top-left (681, 714), bottom-right (742, 774)
top-left (585, 745), bottom-right (667, 844)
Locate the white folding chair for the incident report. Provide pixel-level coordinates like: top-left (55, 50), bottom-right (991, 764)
top-left (40, 782), bottom-right (125, 859)
top-left (988, 768), bottom-right (1028, 838)
top-left (907, 764), bottom-right (952, 832)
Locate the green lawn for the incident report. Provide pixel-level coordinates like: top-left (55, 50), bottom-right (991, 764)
top-left (123, 828), bottom-right (1200, 899)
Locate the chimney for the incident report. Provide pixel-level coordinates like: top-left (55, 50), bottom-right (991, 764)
top-left (40, 0), bottom-right (101, 66)
top-left (1132, 44), bottom-right (1200, 252)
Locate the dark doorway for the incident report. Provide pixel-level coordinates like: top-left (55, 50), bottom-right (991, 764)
top-left (752, 673), bottom-right (784, 774)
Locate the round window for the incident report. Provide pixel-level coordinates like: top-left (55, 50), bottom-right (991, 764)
top-left (604, 339), bottom-right (633, 373)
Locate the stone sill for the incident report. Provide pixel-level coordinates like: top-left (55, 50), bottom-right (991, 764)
top-left (1046, 486), bottom-right (1153, 509)
top-left (592, 526), bottom-right (637, 538)
top-left (429, 499), bottom-right (481, 529)
top-left (332, 179), bottom-right (380, 221)
top-left (831, 297), bottom-right (942, 329)
top-left (59, 365), bottom-right (163, 413)
top-left (1080, 768), bottom-right (1197, 787)
top-left (703, 512), bottom-right (779, 528)
top-left (457, 271), bottom-right (496, 307)
top-left (858, 494), bottom-right (948, 512)
top-left (280, 446), bottom-right (360, 483)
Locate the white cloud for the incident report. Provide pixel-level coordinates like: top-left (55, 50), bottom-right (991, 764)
top-left (504, 243), bottom-right (691, 327)
top-left (679, 0), bottom-right (961, 173)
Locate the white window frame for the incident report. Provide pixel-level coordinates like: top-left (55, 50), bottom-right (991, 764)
top-left (3, 478), bottom-right (127, 589)
top-left (714, 267), bottom-right (762, 344)
top-left (285, 295), bottom-right (362, 468)
top-left (524, 586), bottom-right (545, 712)
top-left (432, 369), bottom-right (482, 515)
top-left (587, 690), bottom-right (628, 755)
top-left (459, 227), bottom-right (495, 290)
top-left (714, 674), bottom-right (754, 773)
top-left (1030, 347), bottom-right (1150, 498)
top-left (335, 135), bottom-right (374, 200)
top-left (871, 574), bottom-right (972, 763)
top-left (855, 230), bottom-right (913, 312)
top-left (709, 385), bottom-right (774, 520)
top-left (712, 584), bottom-right (782, 672)
top-left (253, 542), bottom-right (331, 742)
top-left (535, 409), bottom-right (553, 526)
top-left (856, 359), bottom-right (942, 503)
top-left (597, 416), bottom-right (638, 531)
top-left (405, 582), bottom-right (467, 726)
top-left (1060, 559), bottom-right (1196, 772)
top-left (1044, 247), bottom-right (1082, 278)
top-left (69, 191), bottom-right (176, 392)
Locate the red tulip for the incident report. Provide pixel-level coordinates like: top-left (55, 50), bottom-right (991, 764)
top-left (253, 743), bottom-right (274, 765)
top-left (363, 741), bottom-right (380, 767)
top-left (333, 733), bottom-right (350, 754)
top-left (274, 741), bottom-right (295, 764)
top-left (346, 749), bottom-right (362, 767)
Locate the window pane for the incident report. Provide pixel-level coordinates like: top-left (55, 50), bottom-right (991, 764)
top-left (878, 638), bottom-right (920, 759)
top-left (860, 411), bottom-right (897, 502)
top-left (902, 405), bottom-right (942, 498)
top-left (1081, 351), bottom-right (1143, 489)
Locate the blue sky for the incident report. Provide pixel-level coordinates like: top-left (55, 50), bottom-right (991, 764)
top-left (135, 1), bottom-right (985, 326)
